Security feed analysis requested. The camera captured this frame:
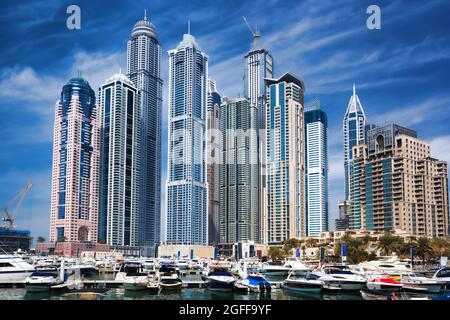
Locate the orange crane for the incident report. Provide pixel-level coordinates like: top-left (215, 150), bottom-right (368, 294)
top-left (1, 181), bottom-right (32, 229)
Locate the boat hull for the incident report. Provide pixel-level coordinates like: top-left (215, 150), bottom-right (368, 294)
top-left (209, 278), bottom-right (235, 291)
top-left (25, 283), bottom-right (53, 292)
top-left (322, 281), bottom-right (365, 291)
top-left (283, 282), bottom-right (322, 293)
top-left (0, 270), bottom-right (34, 284)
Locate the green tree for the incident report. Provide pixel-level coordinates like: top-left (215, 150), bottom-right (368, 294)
top-left (281, 238), bottom-right (302, 256)
top-left (268, 247), bottom-right (284, 261)
top-left (415, 237), bottom-right (433, 264)
top-left (36, 236), bottom-right (46, 243)
top-left (376, 233), bottom-right (399, 256)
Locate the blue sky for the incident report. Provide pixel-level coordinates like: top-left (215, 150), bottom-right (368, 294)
top-left (1, 0), bottom-right (449, 242)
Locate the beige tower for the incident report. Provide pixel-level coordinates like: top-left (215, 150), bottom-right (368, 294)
top-left (350, 124), bottom-right (448, 237)
top-left (49, 77), bottom-right (100, 243)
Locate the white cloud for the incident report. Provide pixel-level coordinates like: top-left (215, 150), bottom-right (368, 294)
top-left (371, 97), bottom-right (450, 127)
top-left (430, 135), bottom-right (450, 163)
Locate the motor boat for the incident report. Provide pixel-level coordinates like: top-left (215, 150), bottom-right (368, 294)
top-left (142, 258), bottom-right (157, 271)
top-left (206, 262), bottom-right (236, 291)
top-left (257, 261), bottom-right (290, 278)
top-left (24, 267), bottom-right (63, 292)
top-left (239, 273), bottom-right (272, 293)
top-left (432, 267), bottom-right (450, 291)
top-left (283, 258), bottom-right (311, 272)
top-left (67, 263), bottom-right (97, 276)
top-left (314, 265), bottom-right (366, 291)
top-left (400, 273), bottom-right (442, 293)
top-left (176, 258), bottom-right (190, 270)
top-left (283, 271), bottom-right (323, 293)
top-left (117, 262), bottom-right (148, 291)
top-left (158, 265), bottom-right (182, 291)
top-left (357, 253), bottom-right (411, 276)
top-left (366, 275), bottom-right (403, 293)
top-left (0, 254), bottom-right (35, 283)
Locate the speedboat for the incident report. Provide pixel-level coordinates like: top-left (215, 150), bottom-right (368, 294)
top-left (207, 262), bottom-right (236, 291)
top-left (257, 261), bottom-right (290, 278)
top-left (0, 254), bottom-right (35, 283)
top-left (117, 262), bottom-right (148, 291)
top-left (366, 275), bottom-right (403, 293)
top-left (24, 267), bottom-right (63, 292)
top-left (400, 273), bottom-right (442, 293)
top-left (158, 265), bottom-right (182, 291)
top-left (67, 263), bottom-right (97, 276)
top-left (432, 267), bottom-right (450, 291)
top-left (239, 273), bottom-right (272, 293)
top-left (283, 271), bottom-right (323, 293)
top-left (314, 265), bottom-right (366, 291)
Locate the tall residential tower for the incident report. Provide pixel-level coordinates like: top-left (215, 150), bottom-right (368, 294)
top-left (127, 14), bottom-right (163, 245)
top-left (99, 74), bottom-right (140, 246)
top-left (304, 100), bottom-right (329, 236)
top-left (49, 77), bottom-right (100, 243)
top-left (219, 98), bottom-right (259, 244)
top-left (166, 33), bottom-right (208, 245)
top-left (265, 73), bottom-right (306, 244)
top-left (206, 79), bottom-right (221, 244)
top-left (343, 84), bottom-right (367, 200)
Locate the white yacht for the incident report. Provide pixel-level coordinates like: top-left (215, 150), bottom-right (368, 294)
top-left (314, 265), bottom-right (366, 291)
top-left (357, 253), bottom-right (411, 275)
top-left (24, 267), bottom-right (63, 292)
top-left (0, 254), bottom-right (35, 283)
top-left (432, 267), bottom-right (450, 291)
top-left (257, 261), bottom-right (290, 278)
top-left (283, 271), bottom-right (323, 293)
top-left (283, 259), bottom-right (311, 272)
top-left (116, 262), bottom-right (148, 291)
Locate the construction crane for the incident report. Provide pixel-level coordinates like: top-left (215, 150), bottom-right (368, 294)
top-left (1, 181), bottom-right (32, 229)
top-left (243, 16), bottom-right (260, 51)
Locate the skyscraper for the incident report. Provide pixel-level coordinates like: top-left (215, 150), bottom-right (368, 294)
top-left (304, 100), bottom-right (329, 236)
top-left (206, 79), bottom-right (221, 244)
top-left (349, 124), bottom-right (449, 237)
top-left (99, 74), bottom-right (140, 246)
top-left (49, 77), bottom-right (100, 243)
top-left (265, 73), bottom-right (306, 244)
top-left (219, 98), bottom-right (259, 244)
top-left (335, 200), bottom-right (351, 231)
top-left (166, 33), bottom-right (208, 245)
top-left (343, 84), bottom-right (367, 200)
top-left (127, 13), bottom-right (163, 245)
top-left (244, 41), bottom-right (273, 245)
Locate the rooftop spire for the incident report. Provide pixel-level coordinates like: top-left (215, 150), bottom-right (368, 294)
top-left (144, 9), bottom-right (147, 21)
top-left (353, 83), bottom-right (356, 97)
top-left (188, 20), bottom-right (191, 35)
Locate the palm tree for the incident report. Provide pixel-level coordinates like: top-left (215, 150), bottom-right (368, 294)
top-left (268, 247), bottom-right (284, 261)
top-left (415, 237), bottom-right (433, 264)
top-left (430, 238), bottom-right (449, 259)
top-left (376, 233), bottom-right (398, 256)
top-left (305, 238), bottom-right (318, 248)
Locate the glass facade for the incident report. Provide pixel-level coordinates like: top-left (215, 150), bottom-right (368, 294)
top-left (166, 34), bottom-right (208, 245)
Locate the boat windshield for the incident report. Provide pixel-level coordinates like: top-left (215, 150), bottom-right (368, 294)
top-left (323, 267), bottom-right (354, 275)
top-left (290, 272), bottom-right (319, 281)
top-left (436, 268), bottom-right (450, 278)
